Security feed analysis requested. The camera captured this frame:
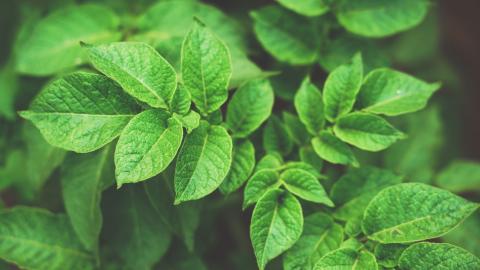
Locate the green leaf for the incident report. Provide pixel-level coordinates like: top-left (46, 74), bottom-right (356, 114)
top-left (334, 112), bottom-right (405, 151)
top-left (115, 110), bottom-right (183, 186)
top-left (283, 213), bottom-right (344, 270)
top-left (20, 72), bottom-right (139, 153)
top-left (254, 154), bottom-right (283, 174)
top-left (331, 166), bottom-right (403, 221)
top-left (61, 146), bottom-right (113, 252)
top-left (102, 185), bottom-right (171, 269)
top-left (226, 79), bottom-right (274, 138)
top-left (181, 19), bottom-right (232, 114)
top-left (251, 5), bottom-right (319, 64)
top-left (442, 212), bottom-right (480, 257)
top-left (374, 244), bottom-right (408, 268)
top-left (169, 85), bottom-right (191, 115)
top-left (276, 0), bottom-right (329, 17)
top-left (312, 131), bottom-right (358, 166)
top-left (282, 162), bottom-right (324, 179)
top-left (436, 160), bottom-right (480, 192)
top-left (83, 42), bottom-right (177, 109)
top-left (399, 242), bottom-right (480, 270)
top-left (243, 169), bottom-right (280, 209)
top-left (174, 121), bottom-right (232, 203)
top-left (299, 146), bottom-right (324, 173)
top-left (336, 0), bottom-right (430, 37)
top-left (176, 110), bottom-right (201, 133)
top-left (362, 183), bottom-right (479, 243)
top-left (294, 77), bottom-right (325, 135)
top-left (263, 115), bottom-right (294, 156)
top-left (0, 64), bottom-right (18, 120)
top-left (250, 189), bottom-right (303, 270)
top-left (0, 207), bottom-right (94, 270)
top-left (314, 248), bottom-right (378, 270)
top-left (15, 4), bottom-right (121, 76)
top-left (323, 53), bottom-right (363, 121)
top-left (280, 169), bottom-right (333, 206)
top-left (357, 68), bottom-right (441, 116)
top-left (220, 139), bottom-right (256, 195)
top-left (283, 112), bottom-right (310, 146)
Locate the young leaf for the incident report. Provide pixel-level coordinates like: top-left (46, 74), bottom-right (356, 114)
top-left (226, 79), bottom-right (274, 138)
top-left (436, 160), bottom-right (480, 192)
top-left (280, 169), bottom-right (333, 206)
top-left (15, 4), bottom-right (121, 76)
top-left (83, 42), bottom-right (177, 109)
top-left (250, 6), bottom-right (319, 64)
top-left (282, 162), bottom-right (324, 179)
top-left (276, 0), bottom-right (329, 17)
top-left (299, 146), bottom-right (324, 173)
top-left (102, 185), bottom-right (171, 269)
top-left (181, 19), bottom-right (232, 114)
top-left (314, 248), bottom-right (378, 270)
top-left (174, 121), bottom-right (232, 203)
top-left (357, 68), bottom-right (441, 116)
top-left (330, 166), bottom-right (403, 221)
top-left (254, 154), bottom-right (284, 174)
top-left (312, 131), bottom-right (358, 166)
top-left (336, 0), bottom-right (430, 37)
top-left (283, 213), bottom-right (344, 270)
top-left (334, 112), bottom-right (405, 151)
top-left (169, 85), bottom-right (191, 115)
top-left (61, 146), bottom-right (113, 252)
top-left (19, 72), bottom-right (139, 153)
top-left (115, 110), bottom-right (183, 186)
top-left (294, 77), bottom-right (325, 135)
top-left (374, 244), bottom-right (408, 268)
top-left (362, 183), bottom-right (479, 243)
top-left (176, 110), bottom-right (201, 133)
top-left (250, 189), bottom-right (303, 270)
top-left (323, 53), bottom-right (363, 122)
top-left (220, 139), bottom-right (256, 195)
top-left (263, 115), bottom-right (294, 156)
top-left (243, 169), bottom-right (280, 209)
top-left (398, 243), bottom-right (480, 270)
top-left (0, 207), bottom-right (95, 269)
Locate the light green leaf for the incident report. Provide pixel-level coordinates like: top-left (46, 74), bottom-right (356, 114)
top-left (102, 185), bottom-right (171, 269)
top-left (283, 213), bottom-right (343, 270)
top-left (314, 248), bottom-right (378, 270)
top-left (374, 244), bottom-right (408, 268)
top-left (15, 4), bottom-right (121, 76)
top-left (226, 79), bottom-right (274, 138)
top-left (283, 112), bottom-right (310, 145)
top-left (83, 42), bottom-right (177, 109)
top-left (176, 110), bottom-right (201, 133)
top-left (357, 68), bottom-right (441, 116)
top-left (20, 72), bottom-right (139, 153)
top-left (294, 77), bottom-right (325, 135)
top-left (0, 207), bottom-right (95, 270)
top-left (276, 0), bottom-right (329, 17)
top-left (263, 115), bottom-right (294, 156)
top-left (250, 189), bottom-right (303, 270)
top-left (280, 169), bottom-right (333, 206)
top-left (399, 242), bottom-right (480, 270)
top-left (243, 169), bottom-right (280, 210)
top-left (251, 5), bottom-right (319, 64)
top-left (169, 85), bottom-right (191, 115)
top-left (254, 154), bottom-right (283, 174)
top-left (336, 0), bottom-right (430, 37)
top-left (436, 160), bottom-right (480, 192)
top-left (362, 183), bottom-right (479, 243)
top-left (61, 146), bottom-right (113, 252)
top-left (220, 139), bottom-right (256, 195)
top-left (340, 238), bottom-right (363, 251)
top-left (312, 131), bottom-right (358, 166)
top-left (331, 166), bottom-right (403, 221)
top-left (181, 19), bottom-right (232, 114)
top-left (282, 162), bottom-right (324, 179)
top-left (174, 121), bottom-right (232, 203)
top-left (115, 110), bottom-right (183, 186)
top-left (334, 112), bottom-right (405, 151)
top-left (323, 53), bottom-right (363, 121)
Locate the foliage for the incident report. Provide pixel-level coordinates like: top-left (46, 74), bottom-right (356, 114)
top-left (0, 0), bottom-right (478, 269)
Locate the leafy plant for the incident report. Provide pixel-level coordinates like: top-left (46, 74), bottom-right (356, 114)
top-left (0, 0), bottom-right (479, 269)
